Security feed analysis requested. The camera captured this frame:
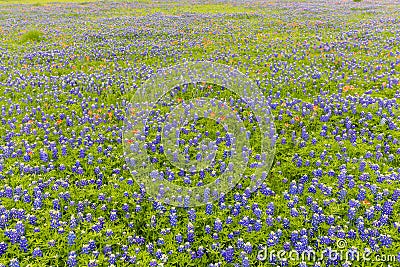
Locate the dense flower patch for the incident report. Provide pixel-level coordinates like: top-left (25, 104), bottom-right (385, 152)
top-left (0, 0), bottom-right (400, 266)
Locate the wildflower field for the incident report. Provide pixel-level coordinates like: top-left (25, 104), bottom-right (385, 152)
top-left (0, 0), bottom-right (400, 266)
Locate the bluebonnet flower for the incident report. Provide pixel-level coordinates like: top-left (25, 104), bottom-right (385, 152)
top-left (282, 218), bottom-right (290, 229)
top-left (8, 259), bottom-right (20, 267)
top-left (15, 221), bottom-right (25, 236)
top-left (108, 254), bottom-right (117, 265)
top-left (110, 211), bottom-right (118, 221)
top-left (205, 224), bottom-right (212, 235)
top-left (188, 208), bottom-right (196, 222)
top-left (214, 218), bottom-right (223, 232)
top-left (82, 244), bottom-right (91, 254)
top-left (243, 242), bottom-right (252, 254)
top-left (205, 203), bottom-right (213, 215)
top-left (68, 231), bottom-right (76, 245)
top-left (0, 242), bottom-right (8, 256)
top-left (32, 247), bottom-right (43, 258)
top-left (221, 246), bottom-right (234, 263)
top-left (19, 236), bottom-right (28, 252)
top-left (175, 233), bottom-right (183, 244)
top-left (169, 209), bottom-right (178, 227)
top-left (88, 260), bottom-right (98, 267)
top-left (188, 230), bottom-right (195, 243)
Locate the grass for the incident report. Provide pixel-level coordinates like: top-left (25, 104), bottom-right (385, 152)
top-left (0, 0), bottom-right (96, 4)
top-left (0, 1), bottom-right (399, 266)
top-left (20, 30), bottom-right (43, 43)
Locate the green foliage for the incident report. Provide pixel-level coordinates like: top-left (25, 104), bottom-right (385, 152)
top-left (20, 30), bottom-right (43, 43)
top-left (0, 1), bottom-right (399, 266)
top-left (0, 0), bottom-right (95, 4)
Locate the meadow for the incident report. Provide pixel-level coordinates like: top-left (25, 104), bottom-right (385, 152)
top-left (0, 0), bottom-right (400, 266)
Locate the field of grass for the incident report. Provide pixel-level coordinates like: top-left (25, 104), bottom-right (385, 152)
top-left (0, 0), bottom-right (95, 4)
top-left (0, 0), bottom-right (399, 266)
